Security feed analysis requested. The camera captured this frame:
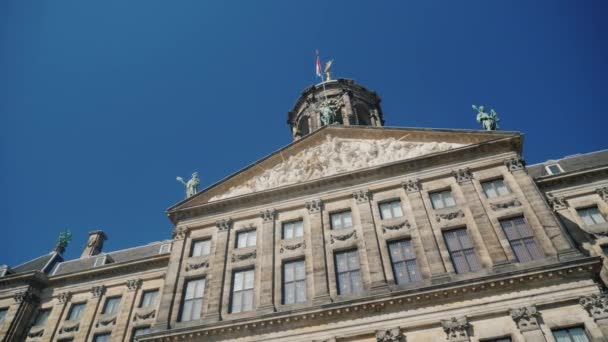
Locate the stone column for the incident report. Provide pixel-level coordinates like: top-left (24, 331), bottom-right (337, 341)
top-left (441, 316), bottom-right (471, 342)
top-left (403, 179), bottom-right (448, 280)
top-left (453, 168), bottom-right (509, 266)
top-left (258, 209), bottom-right (277, 313)
top-left (114, 279), bottom-right (142, 341)
top-left (202, 219), bottom-right (232, 322)
top-left (510, 305), bottom-right (547, 342)
top-left (353, 189), bottom-right (388, 291)
top-left (306, 199), bottom-right (331, 304)
top-left (341, 91), bottom-right (354, 125)
top-left (153, 226), bottom-right (188, 330)
top-left (76, 285), bottom-right (106, 341)
top-left (505, 157), bottom-right (577, 258)
top-left (580, 294), bottom-right (608, 337)
top-left (0, 287), bottom-right (40, 342)
top-left (44, 292), bottom-right (71, 342)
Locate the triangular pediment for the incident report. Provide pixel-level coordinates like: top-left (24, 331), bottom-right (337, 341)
top-left (169, 126), bottom-right (521, 211)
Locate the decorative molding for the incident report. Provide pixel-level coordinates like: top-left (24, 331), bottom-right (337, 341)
top-left (91, 285), bottom-right (106, 298)
top-left (547, 195), bottom-right (568, 211)
top-left (280, 241), bottom-right (306, 253)
top-left (56, 292), bottom-right (72, 304)
top-left (306, 199), bottom-right (324, 213)
top-left (504, 157), bottom-right (526, 173)
top-left (435, 209), bottom-right (465, 222)
top-left (27, 326), bottom-right (45, 338)
top-left (133, 308), bottom-right (157, 322)
top-left (441, 316), bottom-right (470, 342)
top-left (96, 313), bottom-right (117, 327)
top-left (172, 226), bottom-right (188, 240)
top-left (126, 278), bottom-right (142, 291)
top-left (580, 293), bottom-right (608, 320)
top-left (382, 220), bottom-right (411, 233)
top-left (232, 250), bottom-right (257, 263)
top-left (59, 320), bottom-right (80, 334)
top-left (402, 179), bottom-right (420, 193)
top-left (453, 168), bottom-right (473, 184)
top-left (597, 187), bottom-right (608, 203)
top-left (510, 305), bottom-right (541, 332)
top-left (216, 218), bottom-right (233, 231)
top-left (376, 327), bottom-right (404, 342)
top-left (330, 230), bottom-right (357, 244)
top-left (186, 260), bottom-right (209, 271)
top-left (14, 288), bottom-right (39, 303)
top-left (260, 209), bottom-right (277, 222)
top-left (353, 190), bottom-right (372, 203)
top-left (490, 199), bottom-right (522, 211)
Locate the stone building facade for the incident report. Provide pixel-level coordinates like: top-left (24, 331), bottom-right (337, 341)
top-left (1, 79), bottom-right (607, 342)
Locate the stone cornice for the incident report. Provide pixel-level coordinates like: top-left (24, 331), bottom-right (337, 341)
top-left (0, 270), bottom-right (48, 289)
top-left (139, 256), bottom-right (601, 342)
top-left (534, 166), bottom-right (608, 188)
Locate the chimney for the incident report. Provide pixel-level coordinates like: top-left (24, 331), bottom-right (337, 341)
top-left (81, 231), bottom-right (107, 258)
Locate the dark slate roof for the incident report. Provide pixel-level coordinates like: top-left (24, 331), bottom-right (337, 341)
top-left (7, 252), bottom-right (63, 276)
top-left (528, 149), bottom-right (608, 178)
top-left (51, 240), bottom-right (171, 276)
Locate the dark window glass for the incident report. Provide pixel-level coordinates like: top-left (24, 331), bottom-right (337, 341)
top-left (552, 326), bottom-right (589, 342)
top-left (602, 245), bottom-right (608, 256)
top-left (283, 259), bottom-right (306, 304)
top-left (577, 207), bottom-right (606, 226)
top-left (443, 228), bottom-right (481, 274)
top-left (484, 338), bottom-right (512, 342)
top-left (388, 239), bottom-right (420, 285)
top-left (0, 308), bottom-right (7, 323)
top-left (379, 200), bottom-right (404, 219)
top-left (500, 217), bottom-right (544, 263)
top-left (335, 250), bottom-right (362, 295)
top-left (94, 334), bottom-right (111, 342)
top-left (330, 211), bottom-right (353, 230)
top-left (102, 297), bottom-right (121, 315)
top-left (67, 303), bottom-right (86, 321)
top-left (33, 308), bottom-right (51, 326)
top-left (132, 326), bottom-right (151, 342)
top-left (547, 164), bottom-right (562, 175)
top-left (231, 269), bottom-right (254, 313)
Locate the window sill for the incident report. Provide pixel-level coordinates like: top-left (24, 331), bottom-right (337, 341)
top-left (583, 222), bottom-right (608, 235)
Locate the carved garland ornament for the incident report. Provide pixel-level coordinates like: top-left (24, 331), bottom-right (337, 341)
top-left (280, 241), bottom-right (306, 253)
top-left (133, 308), bottom-right (157, 322)
top-left (186, 260), bottom-right (209, 271)
top-left (59, 321), bottom-right (80, 334)
top-left (27, 326), bottom-right (45, 338)
top-left (330, 230), bottom-right (357, 244)
top-left (441, 316), bottom-right (470, 342)
top-left (382, 220), bottom-right (411, 233)
top-left (232, 250), bottom-right (257, 262)
top-left (580, 293), bottom-right (608, 320)
top-left (96, 313), bottom-right (117, 327)
top-left (489, 199), bottom-right (522, 211)
top-left (435, 209), bottom-right (465, 222)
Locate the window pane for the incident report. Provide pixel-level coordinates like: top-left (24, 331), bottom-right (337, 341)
top-left (343, 212), bottom-right (353, 228)
top-left (483, 182), bottom-right (497, 198)
top-left (336, 253), bottom-right (348, 272)
top-left (431, 193), bottom-right (444, 209)
top-left (380, 203), bottom-right (392, 219)
top-left (464, 249), bottom-right (480, 271)
top-left (34, 309), bottom-right (51, 326)
top-left (350, 271), bottom-right (362, 292)
top-left (456, 229), bottom-right (473, 249)
top-left (242, 290), bottom-right (253, 311)
top-left (181, 301), bottom-right (193, 321)
top-left (237, 232), bottom-right (247, 248)
top-left (103, 297), bottom-right (121, 314)
top-left (244, 270), bottom-right (254, 289)
top-left (294, 221), bottom-right (304, 237)
top-left (389, 242), bottom-right (403, 262)
top-left (283, 224), bottom-right (293, 239)
top-left (94, 334), bottom-right (111, 342)
top-left (141, 290), bottom-right (158, 308)
top-left (195, 279), bottom-right (205, 298)
top-left (495, 180), bottom-right (509, 196)
top-left (284, 283), bottom-right (295, 304)
top-left (0, 309), bottom-right (6, 323)
top-left (331, 213), bottom-right (342, 229)
top-left (231, 292), bottom-right (242, 313)
top-left (295, 261), bottom-right (305, 280)
top-left (295, 281), bottom-right (306, 303)
top-left (284, 263), bottom-right (294, 282)
top-left (392, 201), bottom-right (404, 217)
top-left (443, 192), bottom-right (456, 207)
top-left (248, 231), bottom-right (257, 246)
top-left (68, 303), bottom-right (85, 320)
top-left (589, 208), bottom-right (606, 224)
top-left (443, 230), bottom-right (461, 251)
top-left (347, 251), bottom-right (360, 270)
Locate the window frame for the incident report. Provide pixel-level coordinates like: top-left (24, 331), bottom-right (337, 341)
top-left (577, 206), bottom-right (606, 226)
top-left (93, 333), bottom-right (112, 342)
top-left (499, 216), bottom-right (544, 263)
top-left (430, 189), bottom-right (456, 210)
top-left (159, 243), bottom-right (172, 254)
top-left (93, 256), bottom-right (106, 267)
top-left (235, 230), bottom-right (257, 249)
top-left (102, 296), bottom-right (121, 315)
top-left (442, 228), bottom-right (481, 274)
top-left (334, 249), bottom-right (363, 295)
top-left (379, 199), bottom-right (404, 220)
top-left (282, 220), bottom-right (304, 240)
top-left (191, 239), bottom-right (211, 257)
top-left (179, 278), bottom-right (206, 322)
top-left (330, 210), bottom-right (353, 230)
top-left (551, 325), bottom-right (590, 342)
top-left (545, 163), bottom-right (564, 175)
top-left (32, 308), bottom-right (51, 326)
top-left (139, 289), bottom-right (159, 308)
top-left (132, 326), bottom-right (152, 342)
top-left (282, 259), bottom-right (306, 305)
top-left (230, 268), bottom-right (255, 313)
top-left (387, 239), bottom-right (420, 285)
top-left (67, 302), bottom-right (86, 321)
top-left (0, 308), bottom-right (7, 324)
top-left (480, 178), bottom-right (510, 198)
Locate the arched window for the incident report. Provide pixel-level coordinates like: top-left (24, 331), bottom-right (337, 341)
top-left (354, 103), bottom-right (371, 126)
top-left (297, 116), bottom-right (310, 136)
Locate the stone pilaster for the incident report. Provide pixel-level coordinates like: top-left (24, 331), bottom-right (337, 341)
top-left (353, 189), bottom-right (388, 291)
top-left (0, 287), bottom-right (40, 342)
top-left (76, 285), bottom-right (106, 341)
top-left (43, 292), bottom-right (71, 342)
top-left (114, 279), bottom-right (142, 341)
top-left (441, 316), bottom-right (470, 342)
top-left (402, 179), bottom-right (448, 279)
top-left (580, 294), bottom-right (608, 337)
top-left (153, 226), bottom-right (189, 331)
top-left (306, 199), bottom-right (331, 304)
top-left (376, 327), bottom-right (404, 341)
top-left (452, 168), bottom-right (509, 266)
top-left (202, 219), bottom-right (233, 322)
top-left (510, 305), bottom-right (547, 342)
top-left (258, 209), bottom-right (277, 313)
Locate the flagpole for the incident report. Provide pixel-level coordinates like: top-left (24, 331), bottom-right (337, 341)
top-left (316, 50), bottom-right (329, 102)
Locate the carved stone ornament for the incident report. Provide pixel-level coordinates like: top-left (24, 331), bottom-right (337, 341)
top-left (186, 260), bottom-right (209, 271)
top-left (441, 316), bottom-right (470, 342)
top-left (402, 179), bottom-right (420, 193)
top-left (91, 285), bottom-right (106, 298)
top-left (172, 226), bottom-right (188, 239)
top-left (435, 209), bottom-right (465, 222)
top-left (14, 288), bottom-right (39, 303)
top-left (261, 209), bottom-right (277, 222)
top-left (306, 199), bottom-right (324, 213)
top-left (382, 220), bottom-right (411, 233)
top-left (330, 230), bottom-right (357, 244)
top-left (209, 136), bottom-right (464, 201)
top-left (280, 241), bottom-right (306, 253)
top-left (126, 278), bottom-right (142, 291)
top-left (96, 313), bottom-right (117, 327)
top-left (547, 195), bottom-right (567, 211)
top-left (580, 293), bottom-right (608, 320)
top-left (504, 157), bottom-right (526, 173)
top-left (28, 326), bottom-right (45, 338)
top-left (490, 199), bottom-right (522, 211)
top-left (59, 320), bottom-right (80, 334)
top-left (453, 168), bottom-right (473, 184)
top-left (56, 292), bottom-right (72, 304)
top-left (353, 190), bottom-right (372, 203)
top-left (510, 306), bottom-right (541, 332)
top-left (376, 327), bottom-right (404, 342)
top-left (133, 308), bottom-right (157, 322)
top-left (216, 218), bottom-right (233, 231)
top-left (232, 250), bottom-right (257, 263)
top-left (597, 187), bottom-right (608, 203)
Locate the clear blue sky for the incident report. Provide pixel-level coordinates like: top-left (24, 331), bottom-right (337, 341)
top-left (1, 1), bottom-right (606, 266)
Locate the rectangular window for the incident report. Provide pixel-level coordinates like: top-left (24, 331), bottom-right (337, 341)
top-left (0, 308), bottom-right (7, 323)
top-left (430, 190), bottom-right (456, 209)
top-left (33, 308), bottom-right (51, 326)
top-left (191, 239), bottom-right (211, 257)
top-left (102, 297), bottom-right (121, 315)
top-left (443, 228), bottom-right (481, 274)
top-left (140, 290), bottom-right (159, 308)
top-left (283, 259), bottom-right (306, 304)
top-left (335, 250), bottom-right (362, 295)
top-left (330, 210), bottom-right (353, 230)
top-left (282, 220), bottom-right (304, 239)
top-left (500, 217), bottom-right (544, 263)
top-left (94, 333), bottom-right (111, 342)
top-left (159, 243), bottom-right (171, 254)
top-left (546, 164), bottom-right (563, 175)
top-left (236, 230), bottom-right (256, 248)
top-left (231, 269), bottom-right (255, 313)
top-left (132, 326), bottom-right (151, 342)
top-left (93, 256), bottom-right (106, 267)
top-left (602, 245), bottom-right (608, 256)
top-left (481, 179), bottom-right (510, 198)
top-left (577, 207), bottom-right (606, 226)
top-left (552, 326), bottom-right (589, 342)
top-left (180, 279), bottom-right (205, 322)
top-left (67, 303), bottom-right (86, 321)
top-left (379, 200), bottom-right (404, 220)
top-left (388, 239), bottom-right (420, 285)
